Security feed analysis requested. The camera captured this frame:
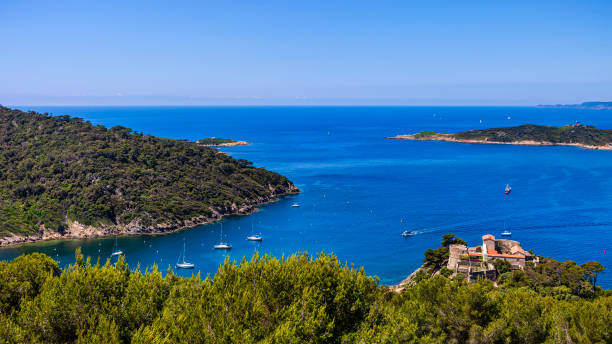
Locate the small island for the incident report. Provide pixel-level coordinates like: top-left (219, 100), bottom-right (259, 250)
top-left (196, 137), bottom-right (251, 147)
top-left (387, 124), bottom-right (612, 150)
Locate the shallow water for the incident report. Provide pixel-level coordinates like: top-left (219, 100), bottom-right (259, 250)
top-left (2, 106), bottom-right (611, 287)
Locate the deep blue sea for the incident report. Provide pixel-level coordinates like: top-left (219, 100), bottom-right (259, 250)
top-left (1, 106), bottom-right (611, 287)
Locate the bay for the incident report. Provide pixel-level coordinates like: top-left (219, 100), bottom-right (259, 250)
top-left (2, 106), bottom-right (611, 287)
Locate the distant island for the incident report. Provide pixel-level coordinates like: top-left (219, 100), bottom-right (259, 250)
top-left (536, 101), bottom-right (612, 110)
top-left (196, 137), bottom-right (251, 147)
top-left (387, 124), bottom-right (612, 150)
top-left (0, 106), bottom-right (297, 246)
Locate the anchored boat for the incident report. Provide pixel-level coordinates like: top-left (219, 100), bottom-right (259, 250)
top-left (110, 237), bottom-right (123, 257)
top-left (176, 239), bottom-right (194, 269)
top-left (214, 223), bottom-right (232, 249)
top-left (505, 184), bottom-right (511, 195)
top-left (247, 223), bottom-right (263, 241)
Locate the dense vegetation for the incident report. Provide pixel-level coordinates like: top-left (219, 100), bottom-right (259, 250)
top-left (197, 138), bottom-right (240, 145)
top-left (0, 241), bottom-right (609, 343)
top-left (410, 124), bottom-right (612, 147)
top-left (451, 124), bottom-right (612, 146)
top-left (0, 106), bottom-right (295, 237)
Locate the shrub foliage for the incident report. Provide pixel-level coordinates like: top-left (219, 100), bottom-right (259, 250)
top-left (0, 250), bottom-right (609, 343)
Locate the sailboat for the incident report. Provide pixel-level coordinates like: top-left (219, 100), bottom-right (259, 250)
top-left (247, 223), bottom-right (263, 241)
top-left (110, 237), bottom-right (123, 257)
top-left (214, 223), bottom-right (232, 249)
top-left (291, 203), bottom-right (300, 207)
top-left (501, 221), bottom-right (512, 236)
top-left (176, 239), bottom-right (194, 269)
top-left (504, 184), bottom-right (511, 195)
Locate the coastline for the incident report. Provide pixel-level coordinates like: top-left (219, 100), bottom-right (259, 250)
top-left (0, 185), bottom-right (299, 248)
top-left (386, 134), bottom-right (612, 151)
top-left (390, 263), bottom-right (427, 292)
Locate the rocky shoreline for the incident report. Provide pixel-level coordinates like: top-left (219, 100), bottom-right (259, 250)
top-left (390, 263), bottom-right (427, 293)
top-left (386, 134), bottom-right (612, 151)
top-left (0, 185), bottom-right (299, 248)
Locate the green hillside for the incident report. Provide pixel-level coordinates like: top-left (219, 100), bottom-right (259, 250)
top-left (0, 106), bottom-right (296, 237)
top-left (452, 124), bottom-right (612, 146)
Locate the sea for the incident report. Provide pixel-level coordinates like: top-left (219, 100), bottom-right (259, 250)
top-left (1, 106), bottom-right (611, 288)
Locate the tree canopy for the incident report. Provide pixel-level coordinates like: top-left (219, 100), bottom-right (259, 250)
top-left (0, 249), bottom-right (609, 343)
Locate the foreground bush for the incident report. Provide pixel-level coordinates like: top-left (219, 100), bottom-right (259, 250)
top-left (0, 250), bottom-right (610, 343)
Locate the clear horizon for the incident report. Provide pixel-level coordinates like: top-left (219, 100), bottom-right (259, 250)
top-left (1, 1), bottom-right (611, 106)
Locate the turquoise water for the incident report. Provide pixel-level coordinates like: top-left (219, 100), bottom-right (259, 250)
top-left (2, 106), bottom-right (612, 287)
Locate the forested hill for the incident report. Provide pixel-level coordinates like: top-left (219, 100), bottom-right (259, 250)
top-left (0, 106), bottom-right (297, 242)
top-left (451, 124), bottom-right (612, 146)
top-left (390, 124), bottom-right (612, 149)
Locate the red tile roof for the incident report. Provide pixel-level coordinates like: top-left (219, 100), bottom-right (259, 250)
top-left (468, 252), bottom-right (525, 259)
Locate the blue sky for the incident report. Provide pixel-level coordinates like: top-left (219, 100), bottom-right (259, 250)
top-left (1, 1), bottom-right (610, 105)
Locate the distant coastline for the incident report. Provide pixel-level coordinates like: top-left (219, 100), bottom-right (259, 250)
top-left (536, 101), bottom-right (612, 110)
top-left (387, 124), bottom-right (612, 151)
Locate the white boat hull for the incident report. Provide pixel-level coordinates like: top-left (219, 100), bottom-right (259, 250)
top-left (176, 263), bottom-right (195, 269)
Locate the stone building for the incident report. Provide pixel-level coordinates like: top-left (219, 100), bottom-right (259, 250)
top-left (447, 234), bottom-right (536, 282)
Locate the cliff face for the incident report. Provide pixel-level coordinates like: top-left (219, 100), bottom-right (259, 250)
top-left (0, 106), bottom-right (299, 244)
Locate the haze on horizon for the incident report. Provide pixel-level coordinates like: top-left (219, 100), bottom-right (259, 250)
top-left (1, 1), bottom-right (611, 106)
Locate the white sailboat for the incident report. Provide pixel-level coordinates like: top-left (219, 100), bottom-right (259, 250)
top-left (247, 223), bottom-right (263, 241)
top-left (111, 237), bottom-right (123, 257)
top-left (214, 223), bottom-right (232, 249)
top-left (291, 203), bottom-right (300, 207)
top-left (176, 239), bottom-right (194, 269)
top-left (501, 221), bottom-right (512, 236)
